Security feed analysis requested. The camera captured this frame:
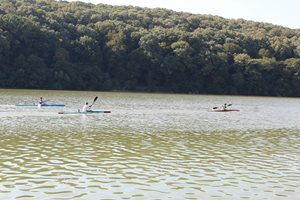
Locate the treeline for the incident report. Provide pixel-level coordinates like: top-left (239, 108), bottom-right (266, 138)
top-left (0, 0), bottom-right (300, 96)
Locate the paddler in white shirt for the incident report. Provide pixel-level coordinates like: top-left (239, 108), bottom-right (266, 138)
top-left (82, 102), bottom-right (92, 112)
top-left (221, 103), bottom-right (228, 110)
top-left (38, 97), bottom-right (46, 106)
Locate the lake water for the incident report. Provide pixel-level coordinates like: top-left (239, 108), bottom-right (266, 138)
top-left (0, 89), bottom-right (299, 199)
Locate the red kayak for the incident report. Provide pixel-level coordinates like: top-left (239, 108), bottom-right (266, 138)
top-left (210, 109), bottom-right (240, 112)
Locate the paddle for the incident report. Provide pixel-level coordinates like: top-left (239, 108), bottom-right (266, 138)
top-left (213, 104), bottom-right (232, 110)
top-left (90, 96), bottom-right (98, 108)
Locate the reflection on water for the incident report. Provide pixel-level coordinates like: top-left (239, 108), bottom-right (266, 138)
top-left (0, 89), bottom-right (300, 199)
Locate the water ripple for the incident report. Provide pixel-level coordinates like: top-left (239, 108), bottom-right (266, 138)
top-left (0, 129), bottom-right (299, 199)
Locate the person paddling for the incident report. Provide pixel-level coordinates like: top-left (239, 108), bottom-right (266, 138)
top-left (38, 97), bottom-right (46, 105)
top-left (81, 97), bottom-right (98, 112)
top-left (221, 103), bottom-right (228, 110)
top-left (82, 102), bottom-right (92, 112)
top-left (213, 103), bottom-right (229, 110)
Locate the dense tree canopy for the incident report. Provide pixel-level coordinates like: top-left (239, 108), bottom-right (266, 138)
top-left (0, 0), bottom-right (299, 96)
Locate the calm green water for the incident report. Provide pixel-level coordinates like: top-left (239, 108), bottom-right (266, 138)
top-left (0, 89), bottom-right (299, 199)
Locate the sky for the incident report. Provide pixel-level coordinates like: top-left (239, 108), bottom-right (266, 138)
top-left (67, 0), bottom-right (299, 29)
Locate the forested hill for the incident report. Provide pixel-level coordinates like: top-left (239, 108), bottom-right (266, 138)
top-left (0, 0), bottom-right (300, 96)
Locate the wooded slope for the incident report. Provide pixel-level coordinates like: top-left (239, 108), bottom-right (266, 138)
top-left (0, 0), bottom-right (299, 96)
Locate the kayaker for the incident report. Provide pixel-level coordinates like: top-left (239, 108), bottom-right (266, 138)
top-left (221, 103), bottom-right (228, 110)
top-left (82, 102), bottom-right (92, 112)
top-left (38, 97), bottom-right (45, 105)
